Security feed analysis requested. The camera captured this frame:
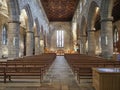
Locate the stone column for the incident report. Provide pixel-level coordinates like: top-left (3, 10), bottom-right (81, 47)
top-left (101, 17), bottom-right (113, 59)
top-left (39, 32), bottom-right (44, 54)
top-left (87, 30), bottom-right (96, 55)
top-left (0, 26), bottom-right (2, 58)
top-left (7, 0), bottom-right (20, 59)
top-left (77, 36), bottom-right (80, 54)
top-left (40, 39), bottom-right (44, 54)
top-left (35, 35), bottom-right (40, 55)
top-left (46, 34), bottom-right (50, 49)
top-left (26, 31), bottom-right (34, 56)
top-left (8, 21), bottom-right (20, 58)
top-left (80, 35), bottom-right (87, 54)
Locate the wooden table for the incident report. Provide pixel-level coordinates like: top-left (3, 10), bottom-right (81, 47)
top-left (92, 68), bottom-right (120, 90)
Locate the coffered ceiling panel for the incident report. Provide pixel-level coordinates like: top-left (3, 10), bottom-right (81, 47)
top-left (41, 0), bottom-right (79, 21)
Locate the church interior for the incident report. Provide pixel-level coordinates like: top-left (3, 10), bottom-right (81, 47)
top-left (0, 0), bottom-right (120, 90)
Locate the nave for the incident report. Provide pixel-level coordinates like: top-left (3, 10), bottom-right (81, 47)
top-left (0, 56), bottom-right (94, 90)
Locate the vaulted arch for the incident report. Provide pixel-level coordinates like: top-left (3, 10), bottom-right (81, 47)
top-left (87, 1), bottom-right (100, 30)
top-left (23, 4), bottom-right (34, 31)
top-left (34, 18), bottom-right (40, 36)
top-left (7, 0), bottom-right (20, 21)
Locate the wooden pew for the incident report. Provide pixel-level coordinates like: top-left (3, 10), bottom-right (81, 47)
top-left (0, 53), bottom-right (56, 83)
top-left (64, 54), bottom-right (120, 83)
top-left (4, 66), bottom-right (43, 83)
top-left (0, 67), bottom-right (6, 82)
top-left (77, 67), bottom-right (92, 83)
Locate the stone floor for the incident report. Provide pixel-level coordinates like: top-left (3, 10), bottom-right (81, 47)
top-left (0, 56), bottom-right (95, 90)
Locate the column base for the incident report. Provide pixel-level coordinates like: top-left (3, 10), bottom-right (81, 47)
top-left (101, 52), bottom-right (113, 59)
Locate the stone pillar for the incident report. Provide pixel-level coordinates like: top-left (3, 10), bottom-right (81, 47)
top-left (40, 39), bottom-right (44, 54)
top-left (8, 21), bottom-right (20, 58)
top-left (19, 32), bottom-right (24, 57)
top-left (7, 0), bottom-right (20, 59)
top-left (80, 35), bottom-right (87, 54)
top-left (39, 32), bottom-right (44, 54)
top-left (35, 35), bottom-right (40, 55)
top-left (0, 26), bottom-right (2, 58)
top-left (88, 30), bottom-right (96, 55)
top-left (77, 36), bottom-right (80, 54)
top-left (46, 34), bottom-right (50, 49)
top-left (26, 31), bottom-right (34, 56)
top-left (101, 17), bottom-right (113, 59)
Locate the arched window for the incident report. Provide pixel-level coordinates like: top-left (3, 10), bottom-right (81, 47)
top-left (2, 25), bottom-right (7, 45)
top-left (57, 30), bottom-right (64, 47)
top-left (113, 27), bottom-right (119, 43)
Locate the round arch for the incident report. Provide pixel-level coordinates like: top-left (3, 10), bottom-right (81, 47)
top-left (23, 4), bottom-right (34, 31)
top-left (87, 1), bottom-right (101, 56)
top-left (7, 0), bottom-right (20, 21)
top-left (87, 1), bottom-right (100, 30)
top-left (34, 18), bottom-right (40, 36)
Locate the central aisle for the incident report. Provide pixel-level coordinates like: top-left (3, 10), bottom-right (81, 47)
top-left (41, 56), bottom-right (80, 90)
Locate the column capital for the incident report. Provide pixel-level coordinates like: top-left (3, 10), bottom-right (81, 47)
top-left (8, 20), bottom-right (21, 24)
top-left (26, 30), bottom-right (33, 33)
top-left (101, 17), bottom-right (113, 22)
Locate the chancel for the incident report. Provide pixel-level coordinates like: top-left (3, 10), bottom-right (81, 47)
top-left (0, 0), bottom-right (120, 90)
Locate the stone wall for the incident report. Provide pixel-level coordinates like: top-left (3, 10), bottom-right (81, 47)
top-left (0, 0), bottom-right (49, 58)
top-left (18, 0), bottom-right (49, 30)
top-left (49, 22), bottom-right (72, 53)
top-left (74, 0), bottom-right (114, 58)
top-left (0, 14), bottom-right (8, 58)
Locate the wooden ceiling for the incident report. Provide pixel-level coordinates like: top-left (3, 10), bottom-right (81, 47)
top-left (41, 0), bottom-right (79, 21)
top-left (112, 0), bottom-right (120, 22)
